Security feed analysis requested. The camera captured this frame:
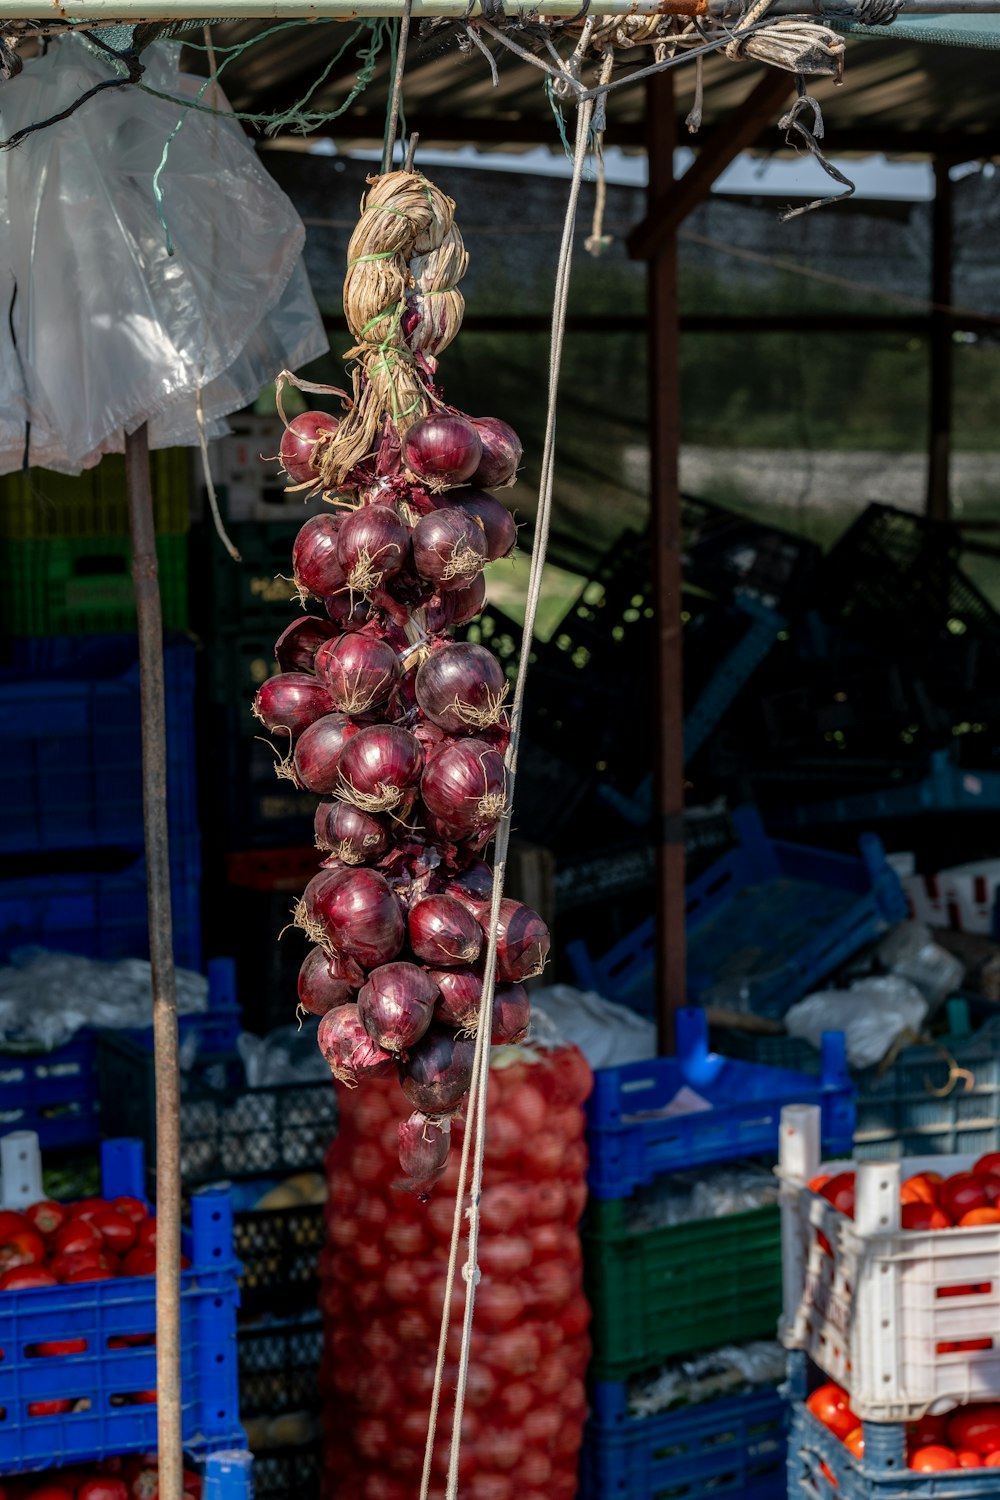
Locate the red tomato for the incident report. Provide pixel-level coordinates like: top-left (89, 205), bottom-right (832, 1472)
top-left (911, 1414), bottom-right (949, 1447)
top-left (818, 1461), bottom-right (839, 1487)
top-left (808, 1174), bottom-right (832, 1193)
top-left (844, 1427), bottom-right (864, 1458)
top-left (901, 1175), bottom-right (939, 1205)
top-left (819, 1173), bottom-right (856, 1218)
top-left (29, 1338), bottom-right (87, 1355)
top-left (947, 1406), bottom-right (1000, 1454)
top-left (902, 1202), bottom-right (952, 1230)
top-left (111, 1197), bottom-right (149, 1226)
top-left (79, 1482), bottom-right (129, 1500)
top-left (909, 1445), bottom-right (958, 1471)
top-left (960, 1207), bottom-right (1000, 1226)
top-left (135, 1220), bottom-right (157, 1252)
top-left (91, 1210), bottom-right (137, 1254)
top-left (807, 1384), bottom-right (858, 1441)
top-left (53, 1219), bottom-right (102, 1257)
top-left (24, 1201), bottom-right (66, 1237)
top-left (122, 1248), bottom-right (157, 1278)
top-left (0, 1264), bottom-right (57, 1291)
top-left (128, 1392), bottom-right (157, 1405)
top-left (51, 1249), bottom-right (115, 1280)
top-left (62, 1265), bottom-right (113, 1283)
top-left (23, 1488), bottom-right (75, 1500)
top-left (974, 1153), bottom-right (1000, 1176)
top-left (982, 1177), bottom-right (1000, 1205)
top-left (939, 1173), bottom-right (988, 1222)
top-left (68, 1198), bottom-right (109, 1222)
top-left (0, 1226), bottom-right (44, 1271)
top-left (0, 1210), bottom-right (29, 1239)
top-left (957, 1450), bottom-right (983, 1468)
top-left (26, 1399), bottom-right (74, 1417)
top-left (986, 1453), bottom-right (1000, 1467)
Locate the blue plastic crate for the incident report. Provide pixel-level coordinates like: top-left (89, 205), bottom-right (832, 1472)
top-left (0, 1136), bottom-right (244, 1475)
top-left (772, 748), bottom-right (1000, 832)
top-left (0, 835), bottom-right (202, 970)
top-left (586, 1008), bottom-right (853, 1199)
top-left (581, 1382), bottom-right (787, 1500)
top-left (567, 805), bottom-right (907, 1020)
top-left (204, 1451), bottom-right (255, 1500)
top-left (788, 1401), bottom-right (997, 1498)
top-left (0, 634), bottom-right (198, 855)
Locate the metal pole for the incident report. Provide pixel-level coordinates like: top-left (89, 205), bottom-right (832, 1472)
top-left (125, 423), bottom-right (183, 1500)
top-left (646, 72), bottom-right (687, 1056)
top-left (927, 157), bottom-right (953, 521)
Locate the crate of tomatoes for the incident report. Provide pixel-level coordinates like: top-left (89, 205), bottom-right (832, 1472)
top-left (0, 1132), bottom-right (243, 1473)
top-left (1, 1450), bottom-right (254, 1500)
top-left (780, 1103), bottom-right (1000, 1422)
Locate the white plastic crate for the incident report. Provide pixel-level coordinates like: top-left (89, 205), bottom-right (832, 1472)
top-left (779, 1102), bottom-right (1000, 1421)
top-left (900, 857), bottom-right (1000, 936)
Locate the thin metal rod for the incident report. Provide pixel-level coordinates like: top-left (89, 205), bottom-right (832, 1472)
top-left (646, 71), bottom-right (687, 1057)
top-left (927, 156), bottom-right (953, 521)
top-left (126, 424), bottom-right (182, 1500)
top-left (2, 0), bottom-right (997, 18)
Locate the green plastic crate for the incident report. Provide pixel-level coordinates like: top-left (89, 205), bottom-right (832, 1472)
top-left (207, 521), bottom-right (301, 632)
top-left (584, 1198), bottom-right (782, 1381)
top-left (0, 451), bottom-right (190, 538)
top-left (0, 533), bottom-right (188, 634)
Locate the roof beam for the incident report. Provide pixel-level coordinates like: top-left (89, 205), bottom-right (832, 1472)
top-left (626, 69), bottom-right (793, 259)
top-left (322, 310), bottom-right (933, 333)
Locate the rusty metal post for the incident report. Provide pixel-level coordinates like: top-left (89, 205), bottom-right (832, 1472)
top-left (646, 72), bottom-right (686, 1054)
top-left (126, 423), bottom-right (183, 1500)
top-left (927, 158), bottom-right (954, 521)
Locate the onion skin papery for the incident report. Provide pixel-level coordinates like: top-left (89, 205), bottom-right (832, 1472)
top-left (317, 1004), bottom-right (395, 1084)
top-left (274, 616), bottom-right (337, 674)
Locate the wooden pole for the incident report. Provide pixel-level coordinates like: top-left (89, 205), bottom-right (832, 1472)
top-left (646, 73), bottom-right (686, 1055)
top-left (927, 157), bottom-right (953, 521)
top-left (126, 424), bottom-right (183, 1500)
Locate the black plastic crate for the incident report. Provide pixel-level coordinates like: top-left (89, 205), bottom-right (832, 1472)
top-left (205, 521), bottom-right (302, 633)
top-left (682, 492), bottom-right (821, 610)
top-left (96, 1030), bottom-right (338, 1187)
top-left (235, 1204), bottom-right (325, 1320)
top-left (251, 1443), bottom-right (321, 1500)
top-left (238, 1315), bottom-right (323, 1418)
top-left (220, 708), bottom-right (320, 851)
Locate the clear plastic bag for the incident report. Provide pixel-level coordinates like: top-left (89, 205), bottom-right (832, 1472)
top-left (628, 1341), bottom-right (787, 1417)
top-left (877, 920), bottom-right (966, 1007)
top-left (626, 1163), bottom-right (780, 1233)
top-left (238, 1023), bottom-right (336, 1088)
top-left (0, 38), bottom-right (327, 474)
top-left (784, 975), bottom-right (928, 1069)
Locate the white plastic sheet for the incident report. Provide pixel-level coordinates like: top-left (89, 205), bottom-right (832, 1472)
top-left (0, 37), bottom-right (327, 474)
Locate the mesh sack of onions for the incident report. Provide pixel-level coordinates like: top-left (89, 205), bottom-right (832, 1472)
top-left (318, 1043), bottom-right (593, 1500)
top-left (250, 168), bottom-right (551, 1186)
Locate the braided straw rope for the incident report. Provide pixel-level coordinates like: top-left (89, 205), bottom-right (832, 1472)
top-left (318, 170), bottom-right (468, 488)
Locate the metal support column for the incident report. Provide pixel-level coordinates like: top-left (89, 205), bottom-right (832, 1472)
top-left (927, 157), bottom-right (953, 521)
top-left (126, 424), bottom-right (183, 1500)
top-left (646, 73), bottom-right (687, 1055)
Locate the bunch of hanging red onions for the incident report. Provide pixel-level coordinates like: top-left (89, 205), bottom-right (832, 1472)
top-left (263, 320), bottom-right (550, 1187)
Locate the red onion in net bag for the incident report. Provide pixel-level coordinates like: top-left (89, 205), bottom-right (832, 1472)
top-left (336, 505), bottom-right (410, 596)
top-left (412, 509), bottom-right (488, 593)
top-left (337, 725), bottom-right (423, 814)
top-left (293, 515), bottom-right (347, 600)
top-left (253, 673), bottom-right (335, 738)
top-left (314, 800), bottom-right (391, 864)
top-left (317, 1004), bottom-right (395, 1084)
top-left (293, 713), bottom-right (358, 794)
top-left (487, 898), bottom-right (550, 982)
top-left (430, 966), bottom-right (483, 1029)
top-left (399, 1025), bottom-right (476, 1113)
top-left (421, 738), bottom-right (508, 839)
top-left (491, 983), bottom-right (531, 1043)
top-left (408, 895), bottom-right (483, 968)
top-left (312, 868), bottom-right (406, 969)
top-left (315, 634), bottom-right (400, 714)
top-left (298, 946), bottom-right (361, 1016)
top-left (467, 417), bottom-right (522, 489)
top-left (450, 490), bottom-right (517, 561)
top-left (274, 616), bottom-right (337, 674)
top-left (358, 962), bottom-right (439, 1052)
top-left (415, 643), bottom-right (507, 734)
top-left (280, 410), bottom-right (339, 485)
top-left (397, 1111), bottom-right (451, 1189)
top-left (401, 413), bottom-right (482, 487)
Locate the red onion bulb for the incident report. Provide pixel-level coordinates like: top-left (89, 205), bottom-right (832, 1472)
top-left (335, 505), bottom-right (410, 596)
top-left (324, 593), bottom-right (372, 632)
top-left (315, 634), bottom-right (400, 715)
top-left (487, 898), bottom-right (550, 982)
top-left (430, 967), bottom-right (483, 1029)
top-left (421, 738), bottom-right (508, 840)
top-left (358, 962), bottom-right (439, 1052)
top-left (399, 1025), bottom-right (476, 1113)
top-left (412, 509), bottom-right (488, 593)
top-left (311, 867), bottom-right (406, 969)
top-left (317, 1004), bottom-right (395, 1084)
top-left (337, 725), bottom-right (424, 813)
top-left (280, 410), bottom-right (339, 485)
top-left (401, 413), bottom-right (482, 488)
top-left (253, 673), bottom-right (335, 739)
top-left (425, 573), bottom-right (487, 633)
top-left (450, 491), bottom-right (517, 561)
top-left (415, 643), bottom-right (508, 734)
top-left (444, 862), bottom-right (495, 918)
top-left (491, 983), bottom-right (531, 1044)
top-left (293, 713), bottom-right (358, 794)
top-left (298, 946), bottom-right (360, 1017)
top-left (292, 515), bottom-right (346, 601)
top-left (409, 895), bottom-right (483, 968)
top-left (314, 800), bottom-right (391, 864)
top-left (274, 616), bottom-right (338, 674)
top-left (397, 1111), bottom-right (451, 1191)
top-left (468, 417), bottom-right (522, 489)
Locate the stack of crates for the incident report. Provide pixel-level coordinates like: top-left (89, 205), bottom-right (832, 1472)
top-left (0, 455), bottom-right (200, 1149)
top-left (781, 1102), bottom-right (1000, 1498)
top-left (579, 1009), bottom-right (856, 1500)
